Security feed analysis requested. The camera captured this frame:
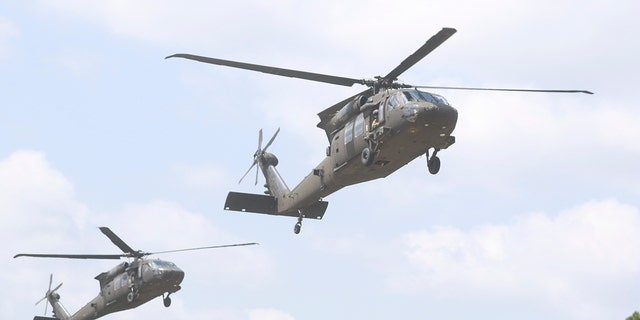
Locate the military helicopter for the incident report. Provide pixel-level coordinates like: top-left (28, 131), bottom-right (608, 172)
top-left (14, 227), bottom-right (257, 320)
top-left (167, 27), bottom-right (592, 234)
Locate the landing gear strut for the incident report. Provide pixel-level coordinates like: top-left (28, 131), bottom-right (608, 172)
top-left (427, 148), bottom-right (441, 175)
top-left (294, 212), bottom-right (303, 234)
top-left (163, 293), bottom-right (172, 307)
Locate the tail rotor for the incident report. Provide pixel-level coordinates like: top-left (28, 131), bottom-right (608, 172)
top-left (239, 128), bottom-right (280, 185)
top-left (36, 274), bottom-right (62, 316)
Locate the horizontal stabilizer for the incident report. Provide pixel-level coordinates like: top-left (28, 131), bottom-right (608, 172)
top-left (224, 192), bottom-right (328, 220)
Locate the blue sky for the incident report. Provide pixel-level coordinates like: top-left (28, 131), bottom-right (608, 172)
top-left (2, 1), bottom-right (639, 319)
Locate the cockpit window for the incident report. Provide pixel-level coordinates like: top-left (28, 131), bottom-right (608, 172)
top-left (431, 93), bottom-right (449, 106)
top-left (403, 89), bottom-right (450, 105)
top-left (387, 93), bottom-right (408, 111)
top-left (149, 260), bottom-right (177, 270)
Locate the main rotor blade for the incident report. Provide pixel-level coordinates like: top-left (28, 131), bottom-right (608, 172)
top-left (149, 242), bottom-right (259, 255)
top-left (384, 27), bottom-right (457, 82)
top-left (99, 227), bottom-right (136, 255)
top-left (14, 253), bottom-right (123, 259)
top-left (414, 85), bottom-right (593, 94)
top-left (167, 54), bottom-right (365, 87)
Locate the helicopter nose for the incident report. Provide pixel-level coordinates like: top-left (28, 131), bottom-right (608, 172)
top-left (403, 102), bottom-right (457, 128)
top-left (161, 267), bottom-right (185, 285)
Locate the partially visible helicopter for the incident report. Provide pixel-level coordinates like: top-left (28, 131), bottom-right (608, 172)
top-left (167, 27), bottom-right (592, 234)
top-left (15, 227), bottom-right (257, 320)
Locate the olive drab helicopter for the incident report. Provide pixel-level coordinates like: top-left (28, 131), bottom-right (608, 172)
top-left (14, 227), bottom-right (257, 320)
top-left (167, 27), bottom-right (592, 234)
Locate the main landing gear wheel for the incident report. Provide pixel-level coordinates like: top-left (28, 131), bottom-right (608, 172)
top-left (428, 156), bottom-right (441, 174)
top-left (294, 214), bottom-right (303, 234)
top-left (361, 147), bottom-right (374, 166)
top-left (163, 294), bottom-right (172, 307)
top-left (426, 148), bottom-right (441, 175)
top-left (127, 290), bottom-right (136, 303)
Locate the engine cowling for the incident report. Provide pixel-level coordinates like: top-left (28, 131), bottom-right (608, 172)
top-left (326, 95), bottom-right (368, 134)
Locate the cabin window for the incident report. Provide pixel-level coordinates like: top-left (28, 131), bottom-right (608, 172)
top-left (344, 120), bottom-right (354, 144)
top-left (114, 274), bottom-right (128, 290)
top-left (354, 113), bottom-right (364, 137)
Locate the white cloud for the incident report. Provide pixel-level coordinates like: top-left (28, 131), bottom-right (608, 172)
top-left (388, 199), bottom-right (640, 319)
top-left (0, 150), bottom-right (88, 234)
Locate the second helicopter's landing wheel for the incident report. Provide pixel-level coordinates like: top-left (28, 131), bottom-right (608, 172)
top-left (427, 156), bottom-right (441, 175)
top-left (163, 295), bottom-right (172, 308)
top-left (361, 147), bottom-right (374, 166)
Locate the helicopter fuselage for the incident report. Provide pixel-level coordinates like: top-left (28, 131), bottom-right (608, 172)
top-left (49, 259), bottom-right (184, 320)
top-left (261, 88), bottom-right (457, 215)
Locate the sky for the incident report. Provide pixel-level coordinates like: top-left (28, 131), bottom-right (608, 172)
top-left (1, 1), bottom-right (639, 319)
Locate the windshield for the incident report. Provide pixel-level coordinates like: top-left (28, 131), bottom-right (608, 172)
top-left (403, 89), bottom-right (449, 106)
top-left (149, 260), bottom-right (177, 270)
top-left (430, 93), bottom-right (450, 106)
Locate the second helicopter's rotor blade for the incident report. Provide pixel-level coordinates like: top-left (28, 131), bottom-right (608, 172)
top-left (262, 127), bottom-right (280, 152)
top-left (149, 242), bottom-right (259, 255)
top-left (384, 27), bottom-right (457, 82)
top-left (413, 85), bottom-right (593, 94)
top-left (99, 227), bottom-right (136, 255)
top-left (167, 54), bottom-right (365, 87)
top-left (14, 253), bottom-right (124, 259)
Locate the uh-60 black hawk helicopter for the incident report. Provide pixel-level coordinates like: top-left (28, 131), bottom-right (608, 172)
top-left (14, 227), bottom-right (257, 320)
top-left (167, 27), bottom-right (592, 234)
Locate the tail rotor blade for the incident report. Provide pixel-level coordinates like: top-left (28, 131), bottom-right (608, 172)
top-left (239, 161), bottom-right (257, 184)
top-left (263, 127), bottom-right (280, 152)
top-left (258, 129), bottom-right (263, 151)
top-left (51, 282), bottom-right (63, 293)
top-left (254, 163), bottom-right (259, 185)
top-left (35, 296), bottom-right (47, 306)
